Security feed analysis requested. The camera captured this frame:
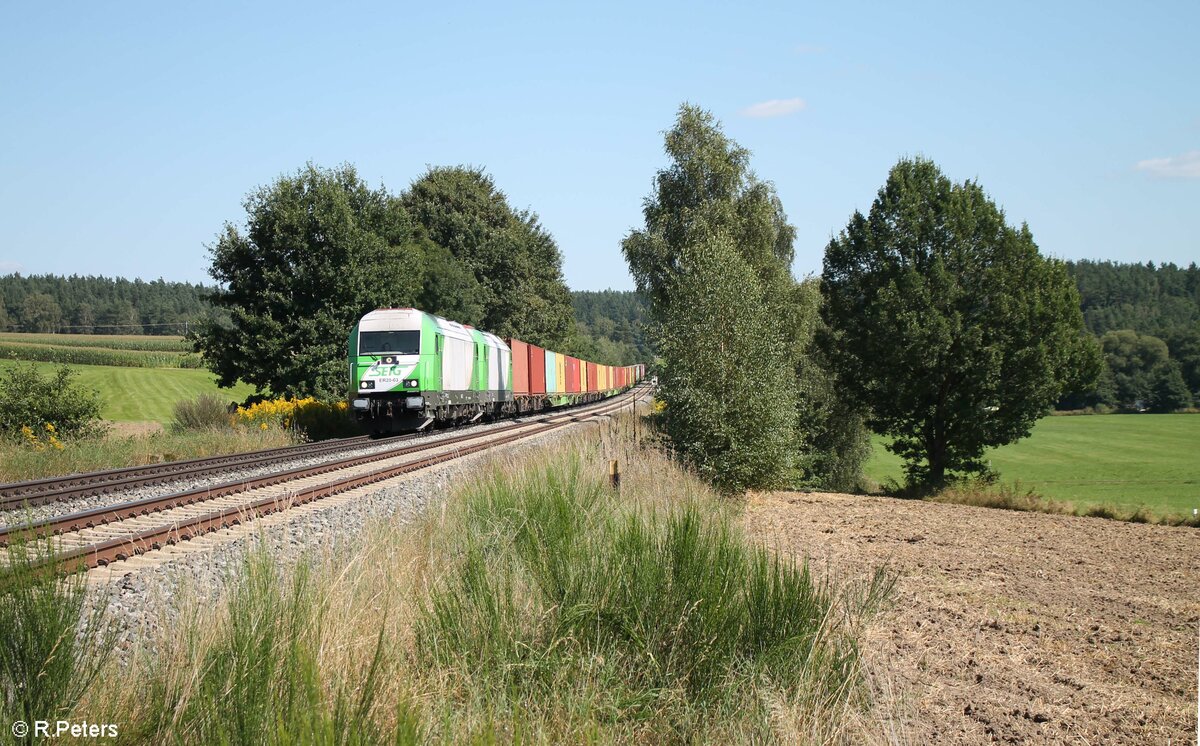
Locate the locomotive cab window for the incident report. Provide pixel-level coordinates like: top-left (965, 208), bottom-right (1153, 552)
top-left (359, 330), bottom-right (420, 355)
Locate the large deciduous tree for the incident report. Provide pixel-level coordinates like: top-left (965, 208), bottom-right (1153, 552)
top-left (20, 293), bottom-right (63, 333)
top-left (401, 167), bottom-right (573, 347)
top-left (194, 164), bottom-right (424, 399)
top-left (624, 104), bottom-right (859, 492)
top-left (821, 158), bottom-right (1099, 488)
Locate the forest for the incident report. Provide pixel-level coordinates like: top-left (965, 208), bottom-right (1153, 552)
top-left (0, 275), bottom-right (209, 335)
top-left (1061, 260), bottom-right (1199, 411)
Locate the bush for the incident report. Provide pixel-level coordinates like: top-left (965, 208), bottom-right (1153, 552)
top-left (291, 400), bottom-right (358, 440)
top-left (234, 397), bottom-right (355, 441)
top-left (171, 394), bottom-right (234, 432)
top-left (0, 364), bottom-right (104, 440)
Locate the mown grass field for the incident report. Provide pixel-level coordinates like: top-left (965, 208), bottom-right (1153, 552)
top-left (0, 359), bottom-right (256, 424)
top-left (866, 414), bottom-right (1200, 516)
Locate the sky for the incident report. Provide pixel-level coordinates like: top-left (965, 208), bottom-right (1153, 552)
top-left (1, 0), bottom-right (1196, 291)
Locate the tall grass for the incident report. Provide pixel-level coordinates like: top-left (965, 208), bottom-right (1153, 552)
top-left (0, 538), bottom-right (110, 744)
top-left (122, 554), bottom-right (417, 744)
top-left (417, 456), bottom-right (892, 741)
top-left (926, 480), bottom-right (1200, 527)
top-left (170, 394), bottom-right (234, 432)
top-left (73, 415), bottom-right (892, 743)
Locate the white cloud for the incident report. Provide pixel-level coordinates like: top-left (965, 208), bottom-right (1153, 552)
top-left (0, 261), bottom-right (23, 274)
top-left (1134, 150), bottom-right (1200, 179)
top-left (739, 98), bottom-right (807, 119)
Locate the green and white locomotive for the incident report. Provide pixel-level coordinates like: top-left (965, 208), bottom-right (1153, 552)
top-left (348, 308), bottom-right (512, 432)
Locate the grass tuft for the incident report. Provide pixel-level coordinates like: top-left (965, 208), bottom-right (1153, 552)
top-left (0, 538), bottom-right (110, 744)
top-left (928, 481), bottom-right (1073, 515)
top-left (124, 553), bottom-right (416, 744)
top-left (170, 394), bottom-right (234, 432)
top-left (412, 420), bottom-right (893, 741)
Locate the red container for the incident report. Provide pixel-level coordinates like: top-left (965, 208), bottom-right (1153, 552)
top-left (507, 338), bottom-right (529, 394)
top-left (619, 367), bottom-right (627, 387)
top-left (586, 362), bottom-right (598, 393)
top-left (565, 356), bottom-right (581, 393)
top-left (527, 343), bottom-right (547, 395)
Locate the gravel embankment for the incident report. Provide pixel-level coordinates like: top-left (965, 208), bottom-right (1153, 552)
top-left (83, 418), bottom-right (618, 660)
top-left (2, 414), bottom-right (557, 526)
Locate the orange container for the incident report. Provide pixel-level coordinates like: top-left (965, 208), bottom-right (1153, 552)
top-left (528, 344), bottom-right (546, 395)
top-left (507, 338), bottom-right (529, 394)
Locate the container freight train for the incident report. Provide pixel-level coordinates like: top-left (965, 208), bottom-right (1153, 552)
top-left (349, 308), bottom-right (645, 433)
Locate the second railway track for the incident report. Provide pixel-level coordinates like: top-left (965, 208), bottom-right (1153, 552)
top-left (1, 386), bottom-right (649, 571)
top-left (0, 433), bottom-right (385, 510)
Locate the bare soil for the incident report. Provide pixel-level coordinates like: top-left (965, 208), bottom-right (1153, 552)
top-left (744, 491), bottom-right (1199, 745)
top-left (105, 420), bottom-right (165, 438)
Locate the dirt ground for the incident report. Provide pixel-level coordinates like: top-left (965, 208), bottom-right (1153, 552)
top-left (744, 492), bottom-right (1199, 745)
top-left (104, 420), bottom-right (164, 438)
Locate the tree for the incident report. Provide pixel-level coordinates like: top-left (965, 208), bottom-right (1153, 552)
top-left (821, 158), bottom-right (1097, 488)
top-left (1100, 329), bottom-right (1171, 409)
top-left (1147, 361), bottom-right (1192, 412)
top-left (72, 302), bottom-right (96, 334)
top-left (401, 166), bottom-right (574, 347)
top-left (1164, 326), bottom-right (1200, 400)
top-left (20, 293), bottom-right (63, 333)
top-left (194, 164), bottom-right (423, 399)
top-left (622, 104), bottom-right (854, 492)
top-left (653, 233), bottom-right (798, 490)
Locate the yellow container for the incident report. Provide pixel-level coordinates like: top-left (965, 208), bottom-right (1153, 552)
top-left (555, 354), bottom-right (566, 394)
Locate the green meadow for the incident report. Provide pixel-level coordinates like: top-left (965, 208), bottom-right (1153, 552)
top-left (0, 359), bottom-right (256, 424)
top-left (866, 414), bottom-right (1200, 516)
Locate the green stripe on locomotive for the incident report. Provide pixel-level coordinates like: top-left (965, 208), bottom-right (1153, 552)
top-left (349, 311), bottom-right (443, 397)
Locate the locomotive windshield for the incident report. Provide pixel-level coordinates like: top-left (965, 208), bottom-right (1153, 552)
top-left (359, 330), bottom-right (420, 355)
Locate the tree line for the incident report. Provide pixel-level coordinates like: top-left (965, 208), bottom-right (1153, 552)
top-left (1058, 260), bottom-right (1199, 411)
top-left (0, 275), bottom-right (210, 335)
top-left (0, 269), bottom-right (648, 369)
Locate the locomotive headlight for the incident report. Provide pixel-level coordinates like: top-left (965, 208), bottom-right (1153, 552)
top-left (360, 380), bottom-right (375, 390)
top-left (403, 378), bottom-right (419, 388)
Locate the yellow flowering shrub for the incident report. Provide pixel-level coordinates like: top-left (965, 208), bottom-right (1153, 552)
top-left (19, 422), bottom-right (65, 450)
top-left (235, 397), bottom-right (354, 440)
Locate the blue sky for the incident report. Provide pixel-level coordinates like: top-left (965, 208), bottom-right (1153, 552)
top-left (1, 0), bottom-right (1196, 291)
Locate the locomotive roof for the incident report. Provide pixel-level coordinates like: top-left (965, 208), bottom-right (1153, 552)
top-left (359, 308), bottom-right (509, 351)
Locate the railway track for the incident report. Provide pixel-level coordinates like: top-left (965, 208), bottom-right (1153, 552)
top-left (0, 386), bottom-right (648, 571)
top-left (0, 434), bottom-right (384, 510)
